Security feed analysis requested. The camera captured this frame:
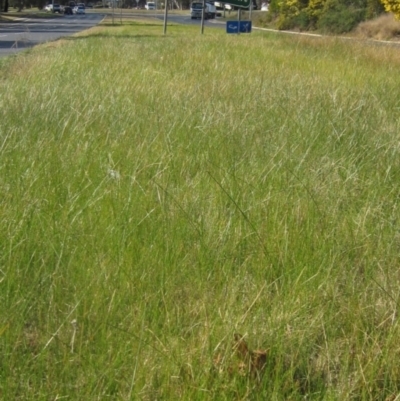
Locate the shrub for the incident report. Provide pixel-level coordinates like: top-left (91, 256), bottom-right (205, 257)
top-left (276, 12), bottom-right (296, 29)
top-left (275, 12), bottom-right (309, 30)
top-left (268, 0), bottom-right (281, 13)
top-left (317, 0), bottom-right (366, 33)
top-left (365, 0), bottom-right (385, 18)
top-left (355, 12), bottom-right (400, 38)
top-left (272, 0), bottom-right (310, 29)
top-left (250, 9), bottom-right (275, 27)
top-left (291, 9), bottom-right (312, 29)
top-left (306, 0), bottom-right (326, 27)
top-left (380, 0), bottom-right (400, 19)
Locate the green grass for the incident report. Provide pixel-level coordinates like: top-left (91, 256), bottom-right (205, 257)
top-left (1, 19), bottom-right (400, 400)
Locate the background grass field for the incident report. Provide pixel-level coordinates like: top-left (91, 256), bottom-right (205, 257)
top-left (1, 19), bottom-right (400, 400)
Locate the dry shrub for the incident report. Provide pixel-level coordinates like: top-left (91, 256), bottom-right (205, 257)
top-left (355, 13), bottom-right (400, 40)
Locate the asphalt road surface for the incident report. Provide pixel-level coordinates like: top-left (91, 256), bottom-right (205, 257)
top-left (0, 11), bottom-right (226, 58)
top-left (103, 10), bottom-right (225, 28)
top-left (0, 14), bottom-right (104, 57)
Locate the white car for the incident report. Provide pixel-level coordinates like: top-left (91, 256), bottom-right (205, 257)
top-left (45, 4), bottom-right (62, 12)
top-left (52, 4), bottom-right (62, 12)
top-left (74, 5), bottom-right (85, 13)
top-left (261, 2), bottom-right (269, 10)
top-left (145, 2), bottom-right (155, 9)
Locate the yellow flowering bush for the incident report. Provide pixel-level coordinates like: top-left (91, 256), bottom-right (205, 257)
top-left (277, 0), bottom-right (303, 17)
top-left (276, 0), bottom-right (307, 29)
top-left (379, 0), bottom-right (400, 19)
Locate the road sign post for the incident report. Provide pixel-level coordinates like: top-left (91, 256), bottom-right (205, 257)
top-left (201, 0), bottom-right (206, 34)
top-left (163, 0), bottom-right (168, 34)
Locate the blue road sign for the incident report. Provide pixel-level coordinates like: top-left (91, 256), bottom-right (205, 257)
top-left (226, 21), bottom-right (239, 33)
top-left (239, 21), bottom-right (252, 33)
top-left (226, 21), bottom-right (252, 34)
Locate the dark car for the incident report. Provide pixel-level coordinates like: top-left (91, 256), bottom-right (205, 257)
top-left (64, 5), bottom-right (73, 14)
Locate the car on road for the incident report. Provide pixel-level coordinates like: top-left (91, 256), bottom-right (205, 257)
top-left (214, 0), bottom-right (257, 10)
top-left (206, 2), bottom-right (216, 18)
top-left (52, 4), bottom-right (62, 12)
top-left (190, 2), bottom-right (203, 19)
top-left (145, 2), bottom-right (155, 9)
top-left (44, 4), bottom-right (61, 12)
top-left (63, 5), bottom-right (73, 14)
top-left (73, 5), bottom-right (85, 13)
top-left (190, 1), bottom-right (215, 19)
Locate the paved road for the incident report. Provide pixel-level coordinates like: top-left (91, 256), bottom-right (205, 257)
top-left (0, 11), bottom-right (226, 58)
top-left (103, 10), bottom-right (225, 28)
top-left (160, 12), bottom-right (227, 28)
top-left (0, 14), bottom-right (104, 57)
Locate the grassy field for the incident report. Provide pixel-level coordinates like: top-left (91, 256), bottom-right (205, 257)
top-left (1, 18), bottom-right (400, 400)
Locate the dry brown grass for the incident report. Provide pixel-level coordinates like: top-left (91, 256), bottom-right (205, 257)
top-left (355, 13), bottom-right (400, 40)
top-left (213, 334), bottom-right (268, 382)
top-left (0, 14), bottom-right (14, 21)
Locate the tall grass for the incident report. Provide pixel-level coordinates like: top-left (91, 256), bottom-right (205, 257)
top-left (1, 20), bottom-right (400, 400)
